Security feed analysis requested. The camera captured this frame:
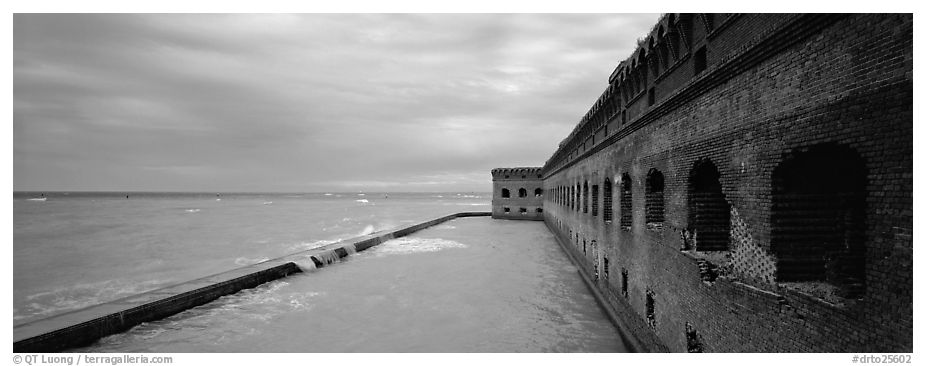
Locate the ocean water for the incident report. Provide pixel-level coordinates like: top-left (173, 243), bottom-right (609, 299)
top-left (13, 191), bottom-right (488, 325)
top-left (14, 192), bottom-right (628, 352)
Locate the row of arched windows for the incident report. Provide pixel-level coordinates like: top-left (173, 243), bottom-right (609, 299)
top-left (549, 168), bottom-right (670, 232)
top-left (546, 143), bottom-right (868, 297)
top-left (502, 207), bottom-right (543, 214)
top-left (500, 188), bottom-right (543, 198)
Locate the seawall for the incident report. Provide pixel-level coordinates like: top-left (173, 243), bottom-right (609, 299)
top-left (13, 212), bottom-right (490, 353)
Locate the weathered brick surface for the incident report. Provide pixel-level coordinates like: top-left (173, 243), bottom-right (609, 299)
top-left (535, 14), bottom-right (912, 352)
top-left (491, 167), bottom-right (544, 220)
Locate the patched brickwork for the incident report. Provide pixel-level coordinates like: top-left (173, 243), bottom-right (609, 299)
top-left (530, 14), bottom-right (912, 352)
top-left (729, 205), bottom-right (776, 285)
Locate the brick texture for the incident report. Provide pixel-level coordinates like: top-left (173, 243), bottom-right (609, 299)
top-left (529, 14), bottom-right (912, 352)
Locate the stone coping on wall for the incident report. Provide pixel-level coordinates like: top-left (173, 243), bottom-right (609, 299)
top-left (13, 212), bottom-right (491, 353)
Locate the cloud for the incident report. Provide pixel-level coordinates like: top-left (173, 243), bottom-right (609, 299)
top-left (14, 13), bottom-right (660, 192)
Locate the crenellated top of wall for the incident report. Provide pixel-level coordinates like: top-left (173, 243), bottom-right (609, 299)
top-left (544, 13), bottom-right (751, 175)
top-left (491, 167), bottom-right (543, 180)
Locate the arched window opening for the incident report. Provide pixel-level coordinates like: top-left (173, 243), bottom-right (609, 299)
top-left (688, 159), bottom-right (730, 251)
top-left (501, 188), bottom-right (510, 198)
top-left (686, 322), bottom-right (703, 353)
top-left (592, 184), bottom-right (600, 216)
top-left (621, 269), bottom-right (629, 297)
top-left (603, 257), bottom-right (610, 280)
top-left (603, 178), bottom-right (614, 222)
top-left (570, 186), bottom-right (575, 210)
top-left (534, 188), bottom-right (543, 197)
top-left (535, 208), bottom-right (543, 213)
top-left (620, 173), bottom-right (633, 229)
top-left (638, 50), bottom-right (648, 89)
top-left (771, 143), bottom-right (866, 298)
top-left (583, 181), bottom-right (589, 214)
top-left (668, 28), bottom-right (681, 59)
top-left (694, 46), bottom-right (707, 74)
top-left (645, 290), bottom-right (656, 328)
top-left (645, 169), bottom-right (665, 227)
top-left (518, 188), bottom-right (527, 198)
top-left (648, 48), bottom-right (660, 76)
top-left (519, 207), bottom-right (527, 214)
top-left (576, 183), bottom-right (581, 211)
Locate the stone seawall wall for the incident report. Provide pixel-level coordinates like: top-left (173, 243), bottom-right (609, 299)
top-left (541, 14), bottom-right (912, 352)
top-left (14, 212), bottom-right (492, 352)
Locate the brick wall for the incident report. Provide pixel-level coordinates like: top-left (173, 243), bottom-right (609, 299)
top-left (491, 167), bottom-right (544, 220)
top-left (539, 14), bottom-right (912, 352)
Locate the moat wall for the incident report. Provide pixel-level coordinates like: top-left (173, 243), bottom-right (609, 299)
top-left (539, 14), bottom-right (912, 352)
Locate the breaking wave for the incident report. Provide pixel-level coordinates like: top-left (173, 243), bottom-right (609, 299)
top-left (286, 224), bottom-right (378, 252)
top-left (373, 237), bottom-right (467, 257)
top-left (358, 224), bottom-right (376, 236)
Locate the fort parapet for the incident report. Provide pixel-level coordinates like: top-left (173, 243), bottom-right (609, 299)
top-left (494, 13), bottom-right (912, 352)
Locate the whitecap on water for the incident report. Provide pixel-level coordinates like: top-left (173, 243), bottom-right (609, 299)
top-left (357, 224), bottom-right (376, 236)
top-left (355, 199), bottom-right (370, 204)
top-left (185, 209), bottom-right (200, 213)
top-left (374, 237), bottom-right (467, 256)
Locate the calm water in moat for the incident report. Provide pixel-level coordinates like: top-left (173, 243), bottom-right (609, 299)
top-left (15, 193), bottom-right (627, 352)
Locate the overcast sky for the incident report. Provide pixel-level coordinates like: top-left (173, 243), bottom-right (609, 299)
top-left (14, 13), bottom-right (660, 192)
